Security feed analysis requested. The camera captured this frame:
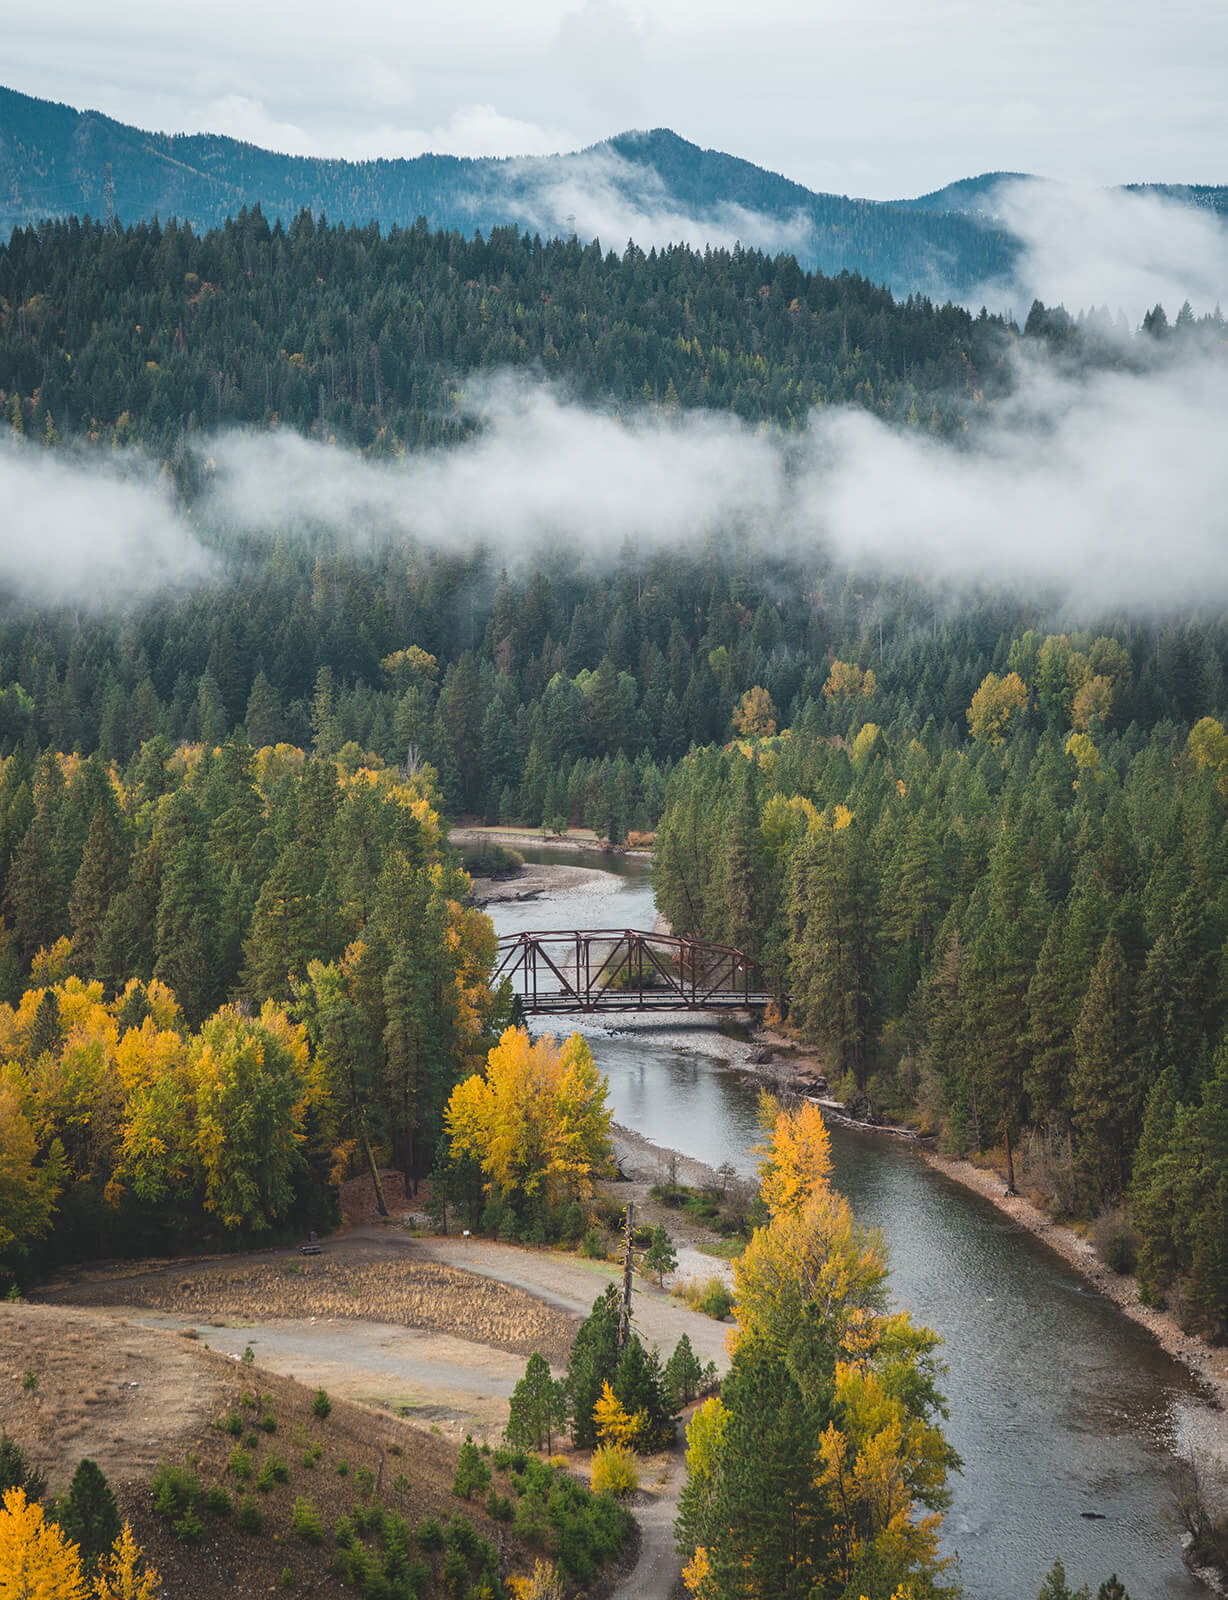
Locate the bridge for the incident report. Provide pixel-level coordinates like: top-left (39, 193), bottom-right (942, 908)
top-left (492, 928), bottom-right (771, 1015)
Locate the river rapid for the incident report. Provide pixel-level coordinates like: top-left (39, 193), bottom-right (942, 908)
top-left (486, 847), bottom-right (1219, 1600)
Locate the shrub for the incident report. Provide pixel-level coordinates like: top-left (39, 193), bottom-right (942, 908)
top-left (259, 1414), bottom-right (278, 1434)
top-left (579, 1227), bottom-right (606, 1259)
top-left (485, 1487), bottom-right (514, 1521)
top-left (256, 1456), bottom-right (289, 1492)
top-left (301, 1444), bottom-right (322, 1468)
top-left (681, 1275), bottom-right (734, 1319)
top-left (352, 1501), bottom-right (385, 1537)
top-left (1093, 1207), bottom-right (1141, 1276)
top-left (292, 1497), bottom-right (325, 1544)
top-left (334, 1515), bottom-right (354, 1549)
top-left (224, 1413), bottom-right (244, 1436)
top-left (354, 1465), bottom-right (375, 1496)
top-left (416, 1515), bottom-right (444, 1550)
top-left (152, 1462), bottom-right (199, 1524)
top-left (229, 1448), bottom-right (253, 1482)
top-left (452, 1435), bottom-right (491, 1500)
top-left (279, 1567), bottom-right (295, 1589)
top-left (312, 1388), bottom-right (331, 1419)
top-left (336, 1459), bottom-right (349, 1477)
top-left (237, 1495), bottom-right (264, 1533)
top-left (445, 1514), bottom-right (478, 1557)
top-left (0, 1434), bottom-right (47, 1502)
top-left (498, 1211), bottom-right (520, 1245)
top-left (204, 1485), bottom-right (233, 1517)
top-left (174, 1507), bottom-right (204, 1543)
top-left (590, 1444), bottom-right (640, 1498)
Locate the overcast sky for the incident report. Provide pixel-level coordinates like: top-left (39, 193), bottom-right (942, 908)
top-left (8, 0), bottom-right (1227, 199)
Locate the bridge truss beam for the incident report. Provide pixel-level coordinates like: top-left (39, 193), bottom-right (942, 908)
top-left (491, 928), bottom-right (771, 1015)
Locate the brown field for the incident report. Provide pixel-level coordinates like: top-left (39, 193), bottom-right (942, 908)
top-left (37, 1241), bottom-right (578, 1367)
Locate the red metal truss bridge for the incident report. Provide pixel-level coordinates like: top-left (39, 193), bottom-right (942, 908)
top-left (492, 928), bottom-right (771, 1015)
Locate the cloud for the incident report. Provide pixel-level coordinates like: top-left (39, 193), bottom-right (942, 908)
top-left (206, 378), bottom-right (783, 549)
top-left (202, 354), bottom-right (1228, 613)
top-left (794, 349), bottom-right (1228, 609)
top-left (501, 145), bottom-right (815, 257)
top-left (187, 95), bottom-right (576, 161)
top-left (971, 178), bottom-right (1228, 324)
top-left (0, 442), bottom-right (213, 607)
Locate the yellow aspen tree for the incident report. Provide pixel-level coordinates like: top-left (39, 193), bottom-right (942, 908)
top-left (733, 1185), bottom-right (888, 1353)
top-left (0, 1485), bottom-right (87, 1599)
top-left (92, 1522), bottom-right (162, 1600)
top-left (756, 1093), bottom-right (833, 1216)
top-left (446, 1027), bottom-right (612, 1209)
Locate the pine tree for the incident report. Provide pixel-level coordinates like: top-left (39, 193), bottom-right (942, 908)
top-left (703, 1343), bottom-right (833, 1600)
top-left (565, 1286), bottom-right (621, 1448)
top-left (506, 1352), bottom-right (567, 1453)
top-left (154, 792), bottom-right (223, 1026)
top-left (69, 806), bottom-right (129, 978)
top-left (57, 1458), bottom-right (120, 1572)
top-left (244, 670), bottom-right (283, 748)
top-left (1073, 935), bottom-right (1137, 1203)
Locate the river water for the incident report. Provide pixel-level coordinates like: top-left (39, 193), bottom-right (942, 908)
top-left (487, 849), bottom-right (1217, 1600)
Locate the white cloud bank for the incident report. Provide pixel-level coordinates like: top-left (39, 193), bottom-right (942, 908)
top-left (0, 442), bottom-right (213, 606)
top-left (972, 178), bottom-right (1228, 325)
top-left (501, 146), bottom-right (815, 258)
top-left (205, 355), bottom-right (1228, 613)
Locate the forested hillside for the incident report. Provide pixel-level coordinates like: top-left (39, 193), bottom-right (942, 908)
top-left (0, 85), bottom-right (1024, 294)
top-left (0, 206), bottom-right (1014, 451)
top-left (654, 639), bottom-right (1228, 1338)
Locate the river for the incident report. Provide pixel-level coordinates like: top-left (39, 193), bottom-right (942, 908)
top-left (486, 847), bottom-right (1218, 1600)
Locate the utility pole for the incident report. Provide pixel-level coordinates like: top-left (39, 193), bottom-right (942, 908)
top-left (618, 1202), bottom-right (634, 1350)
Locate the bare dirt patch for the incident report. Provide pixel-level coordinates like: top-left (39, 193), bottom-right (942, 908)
top-left (38, 1240), bottom-right (578, 1367)
top-left (0, 1301), bottom-right (223, 1493)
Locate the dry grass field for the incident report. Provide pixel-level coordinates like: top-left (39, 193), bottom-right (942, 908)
top-left (38, 1241), bottom-right (578, 1367)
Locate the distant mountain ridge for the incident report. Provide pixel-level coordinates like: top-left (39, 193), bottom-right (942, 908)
top-left (1, 85), bottom-right (1225, 299)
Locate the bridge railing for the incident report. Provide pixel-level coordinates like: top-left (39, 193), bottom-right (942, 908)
top-left (492, 928), bottom-right (770, 1013)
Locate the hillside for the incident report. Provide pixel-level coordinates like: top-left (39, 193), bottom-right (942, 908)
top-left (0, 85), bottom-right (1019, 295)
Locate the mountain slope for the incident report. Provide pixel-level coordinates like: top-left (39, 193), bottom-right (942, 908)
top-left (2, 85), bottom-right (1224, 298)
top-left (0, 86), bottom-right (1018, 296)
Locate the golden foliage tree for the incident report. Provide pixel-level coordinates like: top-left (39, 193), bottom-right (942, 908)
top-left (92, 1523), bottom-right (162, 1600)
top-left (823, 662), bottom-right (877, 702)
top-left (755, 1092), bottom-right (833, 1217)
top-left (677, 1101), bottom-right (958, 1600)
top-left (0, 1485), bottom-right (86, 1599)
top-left (0, 1068), bottom-right (66, 1257)
top-left (966, 670), bottom-right (1027, 746)
top-left (445, 1027), bottom-right (612, 1210)
top-left (732, 686), bottom-right (777, 739)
